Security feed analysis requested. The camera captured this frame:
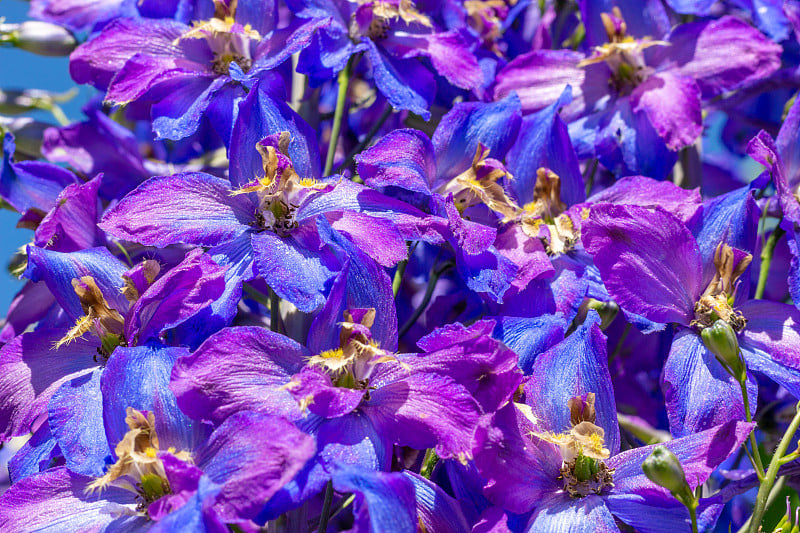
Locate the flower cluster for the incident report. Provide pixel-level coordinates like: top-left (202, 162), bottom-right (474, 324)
top-left (2, 0), bottom-right (800, 531)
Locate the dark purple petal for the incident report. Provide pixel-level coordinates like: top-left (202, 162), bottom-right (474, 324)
top-left (364, 373), bottom-right (480, 461)
top-left (656, 16), bottom-right (782, 99)
top-left (630, 72), bottom-right (702, 151)
top-left (384, 29), bottom-right (482, 91)
top-left (34, 175), bottom-right (103, 252)
top-left (473, 403), bottom-right (560, 514)
top-left (587, 175), bottom-right (701, 223)
top-left (125, 249), bottom-right (227, 345)
top-left (739, 299), bottom-right (800, 399)
top-left (99, 172), bottom-right (255, 248)
top-left (194, 412), bottom-right (315, 520)
top-left (579, 0), bottom-right (671, 45)
top-left (0, 467), bottom-right (140, 532)
top-left (403, 471), bottom-right (471, 533)
top-left (356, 129), bottom-right (435, 195)
top-left (2, 133), bottom-right (79, 213)
top-left (506, 86), bottom-right (584, 206)
top-left (365, 39), bottom-right (435, 121)
top-left (582, 204), bottom-right (702, 325)
top-left (0, 330), bottom-right (98, 439)
top-left (171, 326), bottom-right (307, 424)
top-left (332, 467), bottom-right (417, 533)
top-left (287, 368), bottom-right (366, 418)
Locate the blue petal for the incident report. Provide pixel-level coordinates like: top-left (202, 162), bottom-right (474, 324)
top-left (506, 87), bottom-right (584, 206)
top-left (230, 79), bottom-right (321, 184)
top-left (48, 369), bottom-right (111, 477)
top-left (332, 467), bottom-right (417, 533)
top-left (432, 93), bottom-right (522, 186)
top-left (491, 314), bottom-right (567, 375)
top-left (364, 39), bottom-right (435, 121)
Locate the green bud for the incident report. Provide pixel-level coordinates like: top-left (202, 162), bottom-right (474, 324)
top-left (573, 453), bottom-right (600, 482)
top-left (701, 319), bottom-right (745, 381)
top-left (642, 446), bottom-right (694, 506)
top-left (586, 299), bottom-right (619, 330)
top-left (1, 22), bottom-right (77, 56)
top-left (139, 473), bottom-right (167, 502)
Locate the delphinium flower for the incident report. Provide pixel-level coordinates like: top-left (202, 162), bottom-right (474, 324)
top-left (169, 264), bottom-right (520, 521)
top-left (69, 0), bottom-right (330, 141)
top-left (583, 201), bottom-right (800, 436)
top-left (492, 4), bottom-right (782, 179)
top-left (0, 399), bottom-right (313, 530)
top-left (287, 0), bottom-right (484, 119)
top-left (473, 311), bottom-right (756, 531)
top-left (0, 247), bottom-right (225, 443)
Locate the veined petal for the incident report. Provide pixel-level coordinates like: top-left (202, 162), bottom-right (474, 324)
top-left (171, 326), bottom-right (306, 424)
top-left (432, 94), bottom-right (522, 186)
top-left (630, 72), bottom-right (702, 151)
top-left (0, 467), bottom-right (140, 532)
top-left (356, 128), bottom-right (436, 195)
top-left (524, 311), bottom-right (620, 455)
top-left (365, 39), bottom-right (435, 121)
top-left (364, 373), bottom-right (480, 461)
top-left (662, 330), bottom-right (756, 437)
top-left (582, 204), bottom-right (702, 325)
top-left (332, 467), bottom-right (417, 533)
top-left (739, 299), bottom-right (800, 399)
top-left (526, 493), bottom-right (618, 533)
top-left (100, 172), bottom-right (255, 248)
top-left (587, 176), bottom-right (701, 224)
top-left (656, 16), bottom-right (782, 99)
top-left (0, 330), bottom-right (99, 440)
top-left (194, 412), bottom-right (315, 520)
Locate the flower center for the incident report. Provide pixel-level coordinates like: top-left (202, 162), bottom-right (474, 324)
top-left (533, 394), bottom-right (616, 498)
top-left (463, 0), bottom-right (516, 53)
top-left (349, 0), bottom-right (432, 41)
top-left (232, 132), bottom-right (325, 236)
top-left (87, 408), bottom-right (192, 515)
top-left (578, 7), bottom-right (667, 95)
top-left (307, 308), bottom-right (397, 391)
top-left (56, 276), bottom-right (127, 358)
top-left (179, 0), bottom-right (260, 76)
top-left (691, 243), bottom-right (751, 333)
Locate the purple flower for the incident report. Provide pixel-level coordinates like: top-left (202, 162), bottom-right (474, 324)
top-left (289, 0), bottom-right (484, 119)
top-left (492, 10), bottom-right (781, 178)
top-left (69, 0), bottom-right (329, 140)
top-left (583, 201), bottom-right (800, 436)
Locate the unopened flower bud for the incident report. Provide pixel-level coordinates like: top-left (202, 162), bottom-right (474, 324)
top-left (701, 319), bottom-right (745, 381)
top-left (1, 22), bottom-right (77, 56)
top-left (642, 446), bottom-right (693, 506)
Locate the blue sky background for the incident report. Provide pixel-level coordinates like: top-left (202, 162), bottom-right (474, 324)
top-left (1, 0), bottom-right (90, 311)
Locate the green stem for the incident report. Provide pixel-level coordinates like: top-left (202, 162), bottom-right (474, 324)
top-left (688, 502), bottom-right (698, 533)
top-left (335, 103), bottom-right (393, 174)
top-left (748, 401), bottom-right (800, 533)
top-left (617, 413), bottom-right (671, 444)
top-left (420, 449), bottom-right (439, 479)
top-left (49, 104), bottom-right (70, 126)
top-left (323, 57), bottom-right (356, 176)
top-left (740, 379), bottom-right (765, 480)
top-left (317, 480), bottom-right (335, 533)
top-left (392, 259), bottom-right (407, 298)
top-left (583, 159), bottom-right (598, 197)
top-left (269, 288), bottom-right (280, 333)
top-left (755, 223), bottom-right (786, 300)
top-left (397, 261), bottom-right (454, 338)
top-left (608, 323), bottom-right (631, 364)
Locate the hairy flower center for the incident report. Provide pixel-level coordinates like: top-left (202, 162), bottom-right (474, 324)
top-left (179, 0), bottom-right (259, 76)
top-left (349, 0), bottom-right (432, 41)
top-left (87, 408), bottom-right (192, 515)
top-left (534, 394), bottom-right (616, 498)
top-left (578, 7), bottom-right (667, 95)
top-left (691, 243), bottom-right (751, 333)
top-left (307, 308), bottom-right (397, 391)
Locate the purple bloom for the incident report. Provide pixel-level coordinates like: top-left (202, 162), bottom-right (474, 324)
top-left (69, 0), bottom-right (329, 140)
top-left (492, 10), bottom-right (781, 178)
top-left (289, 0), bottom-right (484, 119)
top-left (473, 310), bottom-right (755, 531)
top-left (583, 202), bottom-right (800, 435)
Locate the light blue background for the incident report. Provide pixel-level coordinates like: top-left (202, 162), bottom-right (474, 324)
top-left (1, 0), bottom-right (90, 311)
